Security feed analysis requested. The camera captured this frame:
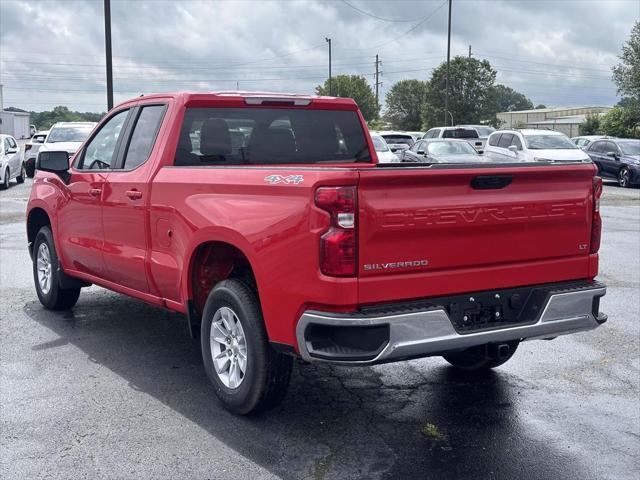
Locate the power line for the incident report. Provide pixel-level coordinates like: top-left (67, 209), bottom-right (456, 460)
top-left (341, 0), bottom-right (448, 51)
top-left (339, 0), bottom-right (417, 23)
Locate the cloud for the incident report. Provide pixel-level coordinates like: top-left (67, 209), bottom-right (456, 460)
top-left (0, 0), bottom-right (637, 112)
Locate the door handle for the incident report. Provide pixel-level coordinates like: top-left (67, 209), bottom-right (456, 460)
top-left (125, 189), bottom-right (143, 200)
top-left (88, 188), bottom-right (102, 197)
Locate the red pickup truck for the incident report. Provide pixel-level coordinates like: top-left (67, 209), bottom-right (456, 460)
top-left (27, 92), bottom-right (607, 414)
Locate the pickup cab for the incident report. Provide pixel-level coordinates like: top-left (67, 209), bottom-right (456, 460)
top-left (27, 92), bottom-right (607, 414)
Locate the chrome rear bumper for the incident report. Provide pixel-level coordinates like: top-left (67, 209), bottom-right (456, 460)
top-left (296, 282), bottom-right (606, 365)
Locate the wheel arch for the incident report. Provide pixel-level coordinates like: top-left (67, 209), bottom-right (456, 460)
top-left (27, 206), bottom-right (52, 259)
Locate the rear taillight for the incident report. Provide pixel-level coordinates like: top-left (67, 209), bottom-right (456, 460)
top-left (315, 186), bottom-right (357, 276)
top-left (590, 176), bottom-right (602, 253)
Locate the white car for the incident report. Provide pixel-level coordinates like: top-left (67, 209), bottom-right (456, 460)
top-left (0, 134), bottom-right (26, 190)
top-left (423, 126), bottom-right (489, 153)
top-left (35, 122), bottom-right (96, 172)
top-left (24, 130), bottom-right (49, 177)
top-left (370, 133), bottom-right (399, 163)
top-left (571, 135), bottom-right (614, 150)
top-left (484, 129), bottom-right (590, 163)
top-left (376, 131), bottom-right (414, 153)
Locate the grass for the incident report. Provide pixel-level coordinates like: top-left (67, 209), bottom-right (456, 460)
top-left (421, 423), bottom-right (443, 440)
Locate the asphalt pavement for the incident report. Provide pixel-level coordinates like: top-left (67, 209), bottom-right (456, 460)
top-left (1, 176), bottom-right (638, 480)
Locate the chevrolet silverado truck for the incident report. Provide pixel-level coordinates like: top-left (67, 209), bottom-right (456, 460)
top-left (27, 92), bottom-right (607, 415)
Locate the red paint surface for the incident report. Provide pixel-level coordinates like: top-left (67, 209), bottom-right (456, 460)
top-left (27, 92), bottom-right (600, 350)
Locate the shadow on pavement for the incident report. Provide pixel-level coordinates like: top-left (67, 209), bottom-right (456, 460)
top-left (23, 292), bottom-right (593, 480)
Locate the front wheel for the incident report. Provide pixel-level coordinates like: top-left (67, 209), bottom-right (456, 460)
top-left (618, 167), bottom-right (631, 188)
top-left (16, 163), bottom-right (26, 184)
top-left (443, 341), bottom-right (519, 371)
top-left (200, 278), bottom-right (292, 415)
top-left (32, 226), bottom-right (81, 310)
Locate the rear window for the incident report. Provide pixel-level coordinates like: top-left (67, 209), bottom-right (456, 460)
top-left (174, 107), bottom-right (370, 165)
top-left (442, 128), bottom-right (479, 139)
top-left (474, 126), bottom-right (495, 137)
top-left (381, 135), bottom-right (413, 145)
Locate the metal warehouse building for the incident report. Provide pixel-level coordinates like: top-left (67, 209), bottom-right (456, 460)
top-left (497, 106), bottom-right (611, 137)
top-left (0, 85), bottom-right (31, 139)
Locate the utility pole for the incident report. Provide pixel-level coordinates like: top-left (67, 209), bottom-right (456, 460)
top-left (468, 44), bottom-right (471, 58)
top-left (325, 37), bottom-right (332, 95)
top-left (104, 0), bottom-right (113, 111)
top-left (374, 54), bottom-right (383, 108)
top-left (444, 0), bottom-right (452, 126)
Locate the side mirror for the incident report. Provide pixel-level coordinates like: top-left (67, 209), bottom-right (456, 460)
top-left (417, 149), bottom-right (425, 155)
top-left (606, 151), bottom-right (618, 159)
top-left (508, 145), bottom-right (518, 153)
top-left (38, 151), bottom-right (70, 182)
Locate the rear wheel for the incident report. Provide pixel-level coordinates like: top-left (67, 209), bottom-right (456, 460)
top-left (0, 169), bottom-right (9, 190)
top-left (32, 226), bottom-right (81, 310)
top-left (16, 163), bottom-right (26, 184)
top-left (618, 167), bottom-right (630, 188)
top-left (26, 162), bottom-right (35, 178)
top-left (201, 278), bottom-right (292, 415)
top-left (443, 341), bottom-right (519, 371)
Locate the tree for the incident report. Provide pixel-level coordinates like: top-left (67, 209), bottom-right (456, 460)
top-left (600, 100), bottom-right (640, 139)
top-left (383, 79), bottom-right (428, 130)
top-left (316, 75), bottom-right (379, 121)
top-left (612, 21), bottom-right (640, 100)
top-left (421, 56), bottom-right (497, 129)
top-left (490, 84), bottom-right (533, 112)
top-left (29, 106), bottom-right (105, 130)
top-left (579, 114), bottom-right (601, 135)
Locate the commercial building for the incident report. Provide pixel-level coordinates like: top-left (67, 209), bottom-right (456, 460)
top-left (497, 106), bottom-right (611, 137)
top-left (0, 84), bottom-right (32, 139)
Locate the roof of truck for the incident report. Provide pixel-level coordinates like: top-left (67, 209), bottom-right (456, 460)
top-left (114, 91), bottom-right (358, 109)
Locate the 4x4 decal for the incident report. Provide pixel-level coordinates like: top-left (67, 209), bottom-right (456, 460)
top-left (264, 174), bottom-right (304, 185)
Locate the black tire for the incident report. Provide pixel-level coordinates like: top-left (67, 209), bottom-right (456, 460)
top-left (200, 278), bottom-right (292, 415)
top-left (16, 163), bottom-right (26, 184)
top-left (26, 164), bottom-right (35, 178)
top-left (618, 167), bottom-right (630, 188)
top-left (443, 341), bottom-right (519, 371)
top-left (32, 226), bottom-right (81, 310)
top-left (0, 169), bottom-right (9, 190)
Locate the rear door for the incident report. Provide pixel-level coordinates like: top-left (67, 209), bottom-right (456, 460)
top-left (357, 164), bottom-right (595, 304)
top-left (102, 103), bottom-right (167, 294)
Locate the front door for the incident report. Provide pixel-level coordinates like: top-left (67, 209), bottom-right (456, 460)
top-left (57, 109), bottom-right (130, 277)
top-left (102, 104), bottom-right (167, 294)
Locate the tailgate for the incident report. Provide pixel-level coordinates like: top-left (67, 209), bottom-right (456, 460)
top-left (357, 164), bottom-right (596, 304)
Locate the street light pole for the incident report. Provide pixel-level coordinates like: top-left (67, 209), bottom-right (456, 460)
top-left (444, 0), bottom-right (452, 126)
top-left (104, 0), bottom-right (113, 111)
top-left (325, 37), bottom-right (332, 95)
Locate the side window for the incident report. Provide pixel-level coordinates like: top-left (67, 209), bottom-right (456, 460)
top-left (8, 137), bottom-right (17, 149)
top-left (488, 133), bottom-right (501, 146)
top-left (121, 105), bottom-right (166, 170)
top-left (605, 141), bottom-right (619, 154)
top-left (77, 109), bottom-right (129, 170)
top-left (410, 141), bottom-right (422, 152)
top-left (511, 135), bottom-right (523, 150)
top-left (589, 141), bottom-right (602, 152)
top-left (432, 129), bottom-right (441, 138)
top-left (498, 133), bottom-right (513, 148)
top-left (2, 138), bottom-right (9, 153)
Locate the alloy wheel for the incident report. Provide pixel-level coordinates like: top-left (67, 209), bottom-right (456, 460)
top-left (209, 306), bottom-right (248, 389)
top-left (36, 243), bottom-right (52, 295)
top-left (618, 168), bottom-right (630, 188)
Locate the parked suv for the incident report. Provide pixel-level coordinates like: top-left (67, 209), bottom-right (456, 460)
top-left (423, 126), bottom-right (487, 153)
top-left (484, 129), bottom-right (590, 163)
top-left (35, 122), bottom-right (96, 174)
top-left (586, 138), bottom-right (640, 187)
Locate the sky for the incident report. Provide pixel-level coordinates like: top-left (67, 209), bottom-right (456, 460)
top-left (0, 0), bottom-right (638, 113)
